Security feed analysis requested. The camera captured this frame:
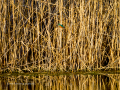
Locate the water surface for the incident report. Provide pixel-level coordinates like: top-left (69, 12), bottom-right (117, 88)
top-left (0, 72), bottom-right (120, 90)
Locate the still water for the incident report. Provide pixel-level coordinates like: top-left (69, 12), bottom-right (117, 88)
top-left (0, 72), bottom-right (120, 90)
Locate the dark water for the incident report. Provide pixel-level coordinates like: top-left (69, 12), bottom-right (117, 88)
top-left (0, 72), bottom-right (120, 90)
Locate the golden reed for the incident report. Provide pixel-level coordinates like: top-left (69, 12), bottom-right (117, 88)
top-left (0, 0), bottom-right (120, 73)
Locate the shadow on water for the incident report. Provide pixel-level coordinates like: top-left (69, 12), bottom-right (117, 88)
top-left (0, 72), bottom-right (120, 90)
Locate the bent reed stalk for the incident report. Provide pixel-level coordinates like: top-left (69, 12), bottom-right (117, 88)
top-left (0, 0), bottom-right (120, 73)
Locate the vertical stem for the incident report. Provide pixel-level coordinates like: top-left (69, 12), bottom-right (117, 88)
top-left (59, 0), bottom-right (63, 70)
top-left (69, 0), bottom-right (72, 70)
top-left (0, 0), bottom-right (2, 68)
top-left (48, 0), bottom-right (51, 70)
top-left (111, 0), bottom-right (115, 68)
top-left (56, 0), bottom-right (58, 70)
top-left (118, 0), bottom-right (120, 68)
top-left (36, 3), bottom-right (40, 71)
top-left (12, 0), bottom-right (15, 69)
top-left (40, 0), bottom-right (43, 70)
top-left (31, 0), bottom-right (34, 69)
top-left (114, 0), bottom-right (117, 69)
top-left (59, 0), bottom-right (62, 48)
top-left (73, 4), bottom-right (76, 71)
top-left (100, 0), bottom-right (102, 68)
top-left (96, 0), bottom-right (99, 69)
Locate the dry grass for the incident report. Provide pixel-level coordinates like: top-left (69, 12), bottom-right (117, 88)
top-left (0, 0), bottom-right (120, 73)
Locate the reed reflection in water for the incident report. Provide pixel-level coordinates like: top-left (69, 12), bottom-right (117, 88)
top-left (0, 73), bottom-right (120, 90)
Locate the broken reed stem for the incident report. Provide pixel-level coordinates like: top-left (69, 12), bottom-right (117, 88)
top-left (0, 0), bottom-right (120, 73)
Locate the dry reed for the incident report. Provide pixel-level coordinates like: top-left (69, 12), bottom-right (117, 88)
top-left (0, 0), bottom-right (120, 73)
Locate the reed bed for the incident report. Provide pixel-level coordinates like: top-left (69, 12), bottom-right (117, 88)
top-left (0, 0), bottom-right (120, 73)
